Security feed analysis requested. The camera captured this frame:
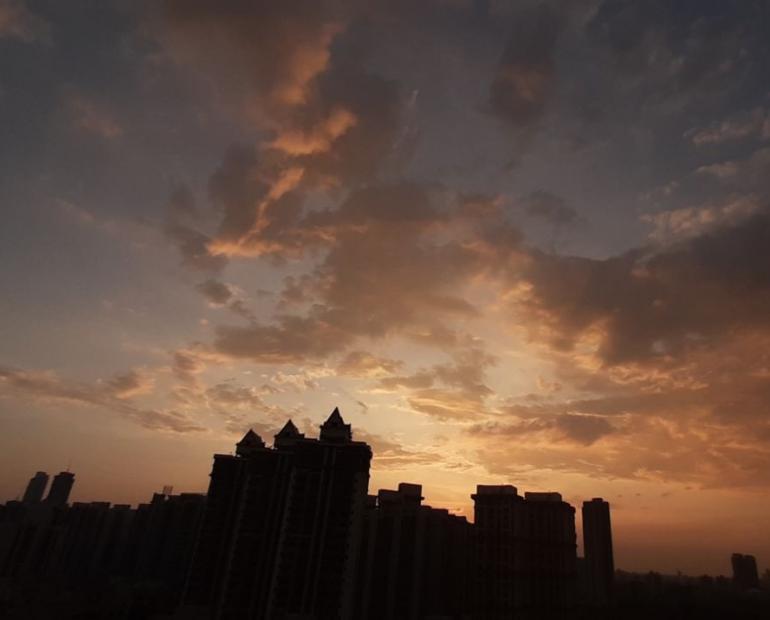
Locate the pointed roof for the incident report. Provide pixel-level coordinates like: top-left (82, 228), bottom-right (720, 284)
top-left (320, 407), bottom-right (352, 442)
top-left (327, 407), bottom-right (344, 424)
top-left (274, 419), bottom-right (304, 448)
top-left (276, 419), bottom-right (301, 438)
top-left (236, 429), bottom-right (265, 457)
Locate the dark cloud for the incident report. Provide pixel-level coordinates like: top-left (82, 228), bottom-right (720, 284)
top-left (160, 0), bottom-right (345, 117)
top-left (488, 4), bottom-right (562, 127)
top-left (196, 278), bottom-right (233, 305)
top-left (0, 366), bottom-right (203, 433)
top-left (521, 207), bottom-right (770, 364)
top-left (106, 369), bottom-right (154, 399)
top-left (158, 0), bottom-right (407, 259)
top-left (208, 183), bottom-right (522, 362)
top-left (0, 0), bottom-right (48, 41)
top-left (214, 314), bottom-right (354, 363)
top-left (586, 0), bottom-right (770, 110)
top-left (521, 190), bottom-right (580, 226)
top-left (469, 412), bottom-right (615, 446)
top-left (164, 187), bottom-right (227, 272)
top-left (378, 345), bottom-right (496, 421)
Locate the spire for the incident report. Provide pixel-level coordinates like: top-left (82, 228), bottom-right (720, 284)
top-left (236, 429), bottom-right (265, 457)
top-left (320, 407), bottom-right (352, 442)
top-left (274, 419), bottom-right (304, 449)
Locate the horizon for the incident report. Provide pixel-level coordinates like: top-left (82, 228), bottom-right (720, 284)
top-left (2, 410), bottom-right (762, 579)
top-left (2, 0), bottom-right (770, 584)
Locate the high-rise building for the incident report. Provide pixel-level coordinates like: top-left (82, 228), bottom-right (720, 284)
top-left (355, 483), bottom-right (471, 619)
top-left (472, 485), bottom-right (577, 617)
top-left (732, 553), bottom-right (759, 590)
top-left (22, 472), bottom-right (49, 504)
top-left (582, 497), bottom-right (614, 606)
top-left (183, 408), bottom-right (372, 619)
top-left (45, 472), bottom-right (75, 507)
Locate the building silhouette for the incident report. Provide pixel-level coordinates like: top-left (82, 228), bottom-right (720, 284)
top-left (44, 471), bottom-right (75, 507)
top-left (0, 410), bottom-right (654, 618)
top-left (183, 408), bottom-right (372, 619)
top-left (21, 471), bottom-right (49, 504)
top-left (355, 483), bottom-right (471, 619)
top-left (732, 553), bottom-right (760, 590)
top-left (582, 497), bottom-right (614, 606)
top-left (472, 485), bottom-right (577, 618)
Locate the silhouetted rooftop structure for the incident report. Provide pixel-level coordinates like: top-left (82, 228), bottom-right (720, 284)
top-left (21, 471), bottom-right (48, 504)
top-left (274, 418), bottom-right (304, 448)
top-left (44, 471), bottom-right (75, 507)
top-left (320, 406), bottom-right (352, 442)
top-left (235, 428), bottom-right (265, 456)
top-left (732, 553), bottom-right (760, 590)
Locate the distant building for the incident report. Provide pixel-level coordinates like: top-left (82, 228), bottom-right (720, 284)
top-left (45, 471), bottom-right (75, 507)
top-left (22, 471), bottom-right (49, 504)
top-left (583, 497), bottom-right (614, 606)
top-left (732, 553), bottom-right (759, 590)
top-left (183, 408), bottom-right (372, 619)
top-left (355, 483), bottom-right (471, 619)
top-left (472, 485), bottom-right (577, 617)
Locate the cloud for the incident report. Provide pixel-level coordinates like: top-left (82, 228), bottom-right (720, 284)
top-left (696, 148), bottom-right (770, 193)
top-left (156, 0), bottom-right (408, 262)
top-left (0, 0), bottom-right (48, 41)
top-left (488, 4), bottom-right (562, 127)
top-left (206, 183), bottom-right (522, 362)
top-left (214, 314), bottom-right (354, 363)
top-left (519, 207), bottom-right (770, 365)
top-left (377, 345), bottom-right (497, 421)
top-left (106, 370), bottom-right (155, 399)
top-left (164, 187), bottom-right (228, 272)
top-left (336, 351), bottom-right (404, 378)
top-left (521, 190), bottom-right (580, 226)
top-left (354, 429), bottom-right (439, 469)
top-left (68, 94), bottom-right (123, 139)
top-left (641, 195), bottom-right (760, 243)
top-left (160, 0), bottom-right (345, 116)
top-left (687, 107), bottom-right (770, 147)
top-left (0, 366), bottom-right (203, 433)
top-left (196, 279), bottom-right (233, 305)
top-left (469, 412), bottom-right (615, 447)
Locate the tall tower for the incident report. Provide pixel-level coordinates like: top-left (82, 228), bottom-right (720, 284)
top-left (268, 408), bottom-right (372, 619)
top-left (22, 471), bottom-right (49, 504)
top-left (45, 471), bottom-right (75, 507)
top-left (183, 409), bottom-right (371, 620)
top-left (472, 484), bottom-right (523, 617)
top-left (732, 553), bottom-right (760, 590)
top-left (472, 485), bottom-right (577, 615)
top-left (582, 497), bottom-right (614, 606)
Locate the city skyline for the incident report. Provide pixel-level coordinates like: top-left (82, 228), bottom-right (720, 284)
top-left (1, 408), bottom-right (761, 582)
top-left (2, 0), bottom-right (770, 580)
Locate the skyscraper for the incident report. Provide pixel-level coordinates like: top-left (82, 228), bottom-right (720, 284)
top-left (732, 553), bottom-right (760, 590)
top-left (22, 471), bottom-right (49, 504)
top-left (183, 408), bottom-right (371, 619)
top-left (582, 497), bottom-right (614, 606)
top-left (355, 483), bottom-right (471, 619)
top-left (472, 485), bottom-right (578, 616)
top-left (45, 471), bottom-right (75, 507)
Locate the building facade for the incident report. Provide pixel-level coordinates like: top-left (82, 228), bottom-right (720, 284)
top-left (183, 409), bottom-right (372, 620)
top-left (582, 497), bottom-right (614, 606)
top-left (472, 485), bottom-right (577, 618)
top-left (355, 482), bottom-right (471, 619)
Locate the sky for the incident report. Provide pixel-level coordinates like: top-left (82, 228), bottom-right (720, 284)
top-left (1, 0), bottom-right (770, 576)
